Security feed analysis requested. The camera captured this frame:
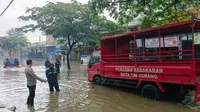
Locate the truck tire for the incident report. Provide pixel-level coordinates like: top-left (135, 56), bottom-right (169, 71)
top-left (93, 76), bottom-right (102, 85)
top-left (141, 84), bottom-right (161, 100)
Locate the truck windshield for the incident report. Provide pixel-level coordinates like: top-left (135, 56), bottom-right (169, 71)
top-left (89, 51), bottom-right (100, 68)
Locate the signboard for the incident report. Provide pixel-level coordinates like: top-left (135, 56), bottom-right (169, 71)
top-left (115, 67), bottom-right (163, 79)
top-left (145, 37), bottom-right (178, 48)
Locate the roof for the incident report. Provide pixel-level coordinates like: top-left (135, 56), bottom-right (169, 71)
top-left (101, 18), bottom-right (200, 40)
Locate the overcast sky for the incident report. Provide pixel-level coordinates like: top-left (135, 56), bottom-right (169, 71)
top-left (0, 0), bottom-right (89, 42)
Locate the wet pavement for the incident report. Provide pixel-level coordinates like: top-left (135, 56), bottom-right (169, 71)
top-left (0, 60), bottom-right (199, 112)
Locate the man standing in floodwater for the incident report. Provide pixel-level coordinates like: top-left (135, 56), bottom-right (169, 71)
top-left (25, 59), bottom-right (47, 106)
top-left (55, 58), bottom-right (61, 80)
top-left (63, 55), bottom-right (65, 64)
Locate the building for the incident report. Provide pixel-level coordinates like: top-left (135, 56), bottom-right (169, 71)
top-left (27, 43), bottom-right (56, 59)
top-left (27, 36), bottom-right (56, 59)
top-left (46, 35), bottom-right (56, 46)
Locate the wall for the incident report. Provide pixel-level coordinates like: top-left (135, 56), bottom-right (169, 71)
top-left (46, 35), bottom-right (56, 46)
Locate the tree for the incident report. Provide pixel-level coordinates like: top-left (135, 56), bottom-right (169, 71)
top-left (83, 17), bottom-right (127, 49)
top-left (0, 28), bottom-right (29, 57)
top-left (89, 0), bottom-right (200, 28)
top-left (6, 28), bottom-right (26, 38)
top-left (19, 2), bottom-right (125, 70)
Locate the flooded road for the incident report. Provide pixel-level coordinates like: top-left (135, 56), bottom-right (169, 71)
top-left (0, 60), bottom-right (199, 112)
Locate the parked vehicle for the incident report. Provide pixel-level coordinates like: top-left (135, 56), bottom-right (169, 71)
top-left (80, 55), bottom-right (90, 65)
top-left (87, 14), bottom-right (200, 102)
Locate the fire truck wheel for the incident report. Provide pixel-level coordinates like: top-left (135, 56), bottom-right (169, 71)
top-left (93, 76), bottom-right (101, 85)
top-left (141, 84), bottom-right (161, 100)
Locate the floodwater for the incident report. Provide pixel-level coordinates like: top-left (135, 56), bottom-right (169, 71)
top-left (0, 60), bottom-right (199, 112)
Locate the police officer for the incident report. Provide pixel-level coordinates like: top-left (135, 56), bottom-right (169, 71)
top-left (46, 63), bottom-right (60, 92)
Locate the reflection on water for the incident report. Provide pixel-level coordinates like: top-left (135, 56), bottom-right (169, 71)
top-left (27, 105), bottom-right (36, 112)
top-left (0, 60), bottom-right (199, 112)
top-left (46, 93), bottom-right (59, 112)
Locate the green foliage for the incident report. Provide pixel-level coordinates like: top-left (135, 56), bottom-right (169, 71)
top-left (18, 2), bottom-right (126, 50)
top-left (0, 28), bottom-right (29, 51)
top-left (84, 17), bottom-right (127, 48)
top-left (90, 0), bottom-right (200, 28)
top-left (19, 2), bottom-right (125, 49)
top-left (18, 2), bottom-right (125, 69)
top-left (19, 2), bottom-right (91, 44)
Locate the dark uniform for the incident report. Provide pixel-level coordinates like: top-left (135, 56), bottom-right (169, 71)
top-left (46, 67), bottom-right (60, 92)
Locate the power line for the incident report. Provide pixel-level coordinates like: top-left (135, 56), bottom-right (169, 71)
top-left (0, 0), bottom-right (14, 16)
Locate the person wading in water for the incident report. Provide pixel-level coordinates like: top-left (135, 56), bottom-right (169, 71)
top-left (24, 59), bottom-right (47, 106)
top-left (44, 58), bottom-right (50, 69)
top-left (46, 63), bottom-right (60, 92)
top-left (55, 58), bottom-right (61, 80)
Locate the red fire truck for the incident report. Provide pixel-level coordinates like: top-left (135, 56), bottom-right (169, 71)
top-left (87, 14), bottom-right (200, 102)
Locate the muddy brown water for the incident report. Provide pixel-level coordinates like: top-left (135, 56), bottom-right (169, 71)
top-left (0, 60), bottom-right (199, 112)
